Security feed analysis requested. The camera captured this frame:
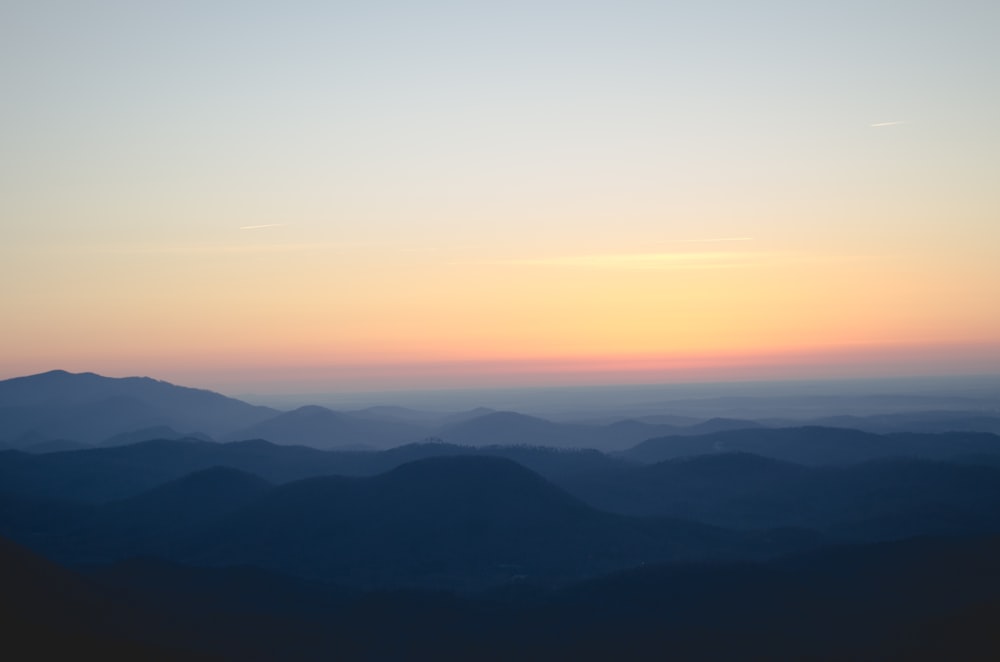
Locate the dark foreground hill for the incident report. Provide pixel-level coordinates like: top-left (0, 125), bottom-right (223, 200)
top-left (536, 534), bottom-right (1000, 661)
top-left (6, 531), bottom-right (1000, 661)
top-left (0, 535), bottom-right (201, 659)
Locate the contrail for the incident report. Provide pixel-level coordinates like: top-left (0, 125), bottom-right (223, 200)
top-left (870, 121), bottom-right (904, 127)
top-left (239, 223), bottom-right (285, 230)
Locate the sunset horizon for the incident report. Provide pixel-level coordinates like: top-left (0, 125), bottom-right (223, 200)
top-left (4, 1), bottom-right (998, 397)
top-left (4, 338), bottom-right (999, 399)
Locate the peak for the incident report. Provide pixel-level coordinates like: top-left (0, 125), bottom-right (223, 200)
top-left (32, 370), bottom-right (115, 379)
top-left (290, 405), bottom-right (336, 415)
top-left (17, 369), bottom-right (88, 380)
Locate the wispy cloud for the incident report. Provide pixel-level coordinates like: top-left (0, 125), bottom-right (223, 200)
top-left (239, 223), bottom-right (286, 230)
top-left (481, 250), bottom-right (886, 272)
top-left (676, 237), bottom-right (753, 243)
top-left (495, 251), bottom-right (770, 270)
top-left (53, 242), bottom-right (351, 256)
top-left (870, 121), bottom-right (905, 128)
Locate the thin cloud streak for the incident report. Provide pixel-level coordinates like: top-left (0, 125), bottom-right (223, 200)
top-left (676, 237), bottom-right (754, 243)
top-left (495, 251), bottom-right (773, 270)
top-left (870, 121), bottom-right (905, 127)
top-left (484, 250), bottom-right (884, 271)
top-left (50, 242), bottom-right (357, 256)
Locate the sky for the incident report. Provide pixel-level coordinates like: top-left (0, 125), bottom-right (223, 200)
top-left (2, 1), bottom-right (999, 394)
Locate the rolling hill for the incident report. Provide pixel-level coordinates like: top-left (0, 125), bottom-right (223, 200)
top-left (170, 456), bottom-right (810, 589)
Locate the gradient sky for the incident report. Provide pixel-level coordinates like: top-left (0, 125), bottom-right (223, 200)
top-left (3, 1), bottom-right (999, 393)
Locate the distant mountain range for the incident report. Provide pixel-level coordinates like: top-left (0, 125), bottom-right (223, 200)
top-left (4, 370), bottom-right (1000, 453)
top-left (0, 438), bottom-right (623, 503)
top-left (562, 453), bottom-right (1000, 537)
top-left (623, 425), bottom-right (1000, 464)
top-left (4, 369), bottom-right (1000, 658)
top-left (0, 451), bottom-right (819, 588)
top-left (5, 438), bottom-right (1000, 585)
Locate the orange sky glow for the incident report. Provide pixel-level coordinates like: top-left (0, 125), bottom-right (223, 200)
top-left (3, 3), bottom-right (998, 395)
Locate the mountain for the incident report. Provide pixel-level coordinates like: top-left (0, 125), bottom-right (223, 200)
top-left (0, 438), bottom-right (627, 505)
top-left (0, 370), bottom-right (277, 446)
top-left (101, 425), bottom-right (213, 447)
top-left (14, 438), bottom-right (91, 454)
top-left (0, 396), bottom-right (169, 447)
top-left (0, 439), bottom-right (332, 503)
top-left (438, 411), bottom-right (587, 447)
top-left (227, 405), bottom-right (425, 449)
top-left (46, 467), bottom-right (273, 564)
top-left (0, 489), bottom-right (96, 546)
top-left (562, 453), bottom-right (1000, 539)
top-left (563, 452), bottom-right (809, 519)
top-left (679, 416), bottom-right (764, 434)
top-left (0, 370), bottom-right (765, 452)
top-left (343, 405), bottom-right (499, 428)
top-left (370, 442), bottom-right (627, 481)
top-left (801, 409), bottom-right (1000, 435)
top-left (437, 410), bottom-right (681, 451)
top-left (175, 456), bottom-right (806, 589)
top-left (622, 426), bottom-right (1000, 465)
top-left (623, 426), bottom-right (888, 464)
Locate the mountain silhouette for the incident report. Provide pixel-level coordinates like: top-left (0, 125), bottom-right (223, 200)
top-left (228, 405), bottom-right (424, 449)
top-left (5, 369), bottom-right (1000, 659)
top-left (101, 425), bottom-right (213, 447)
top-left (563, 452), bottom-right (808, 519)
top-left (176, 455), bottom-right (792, 589)
top-left (802, 410), bottom-right (1000, 435)
top-left (564, 453), bottom-right (1000, 539)
top-left (0, 370), bottom-right (276, 446)
top-left (0, 437), bottom-right (628, 505)
top-left (0, 438), bottom-right (355, 503)
top-left (438, 410), bottom-right (678, 450)
top-left (679, 417), bottom-right (765, 434)
top-left (623, 426), bottom-right (1000, 465)
top-left (50, 467), bottom-right (274, 564)
top-left (439, 411), bottom-right (577, 446)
